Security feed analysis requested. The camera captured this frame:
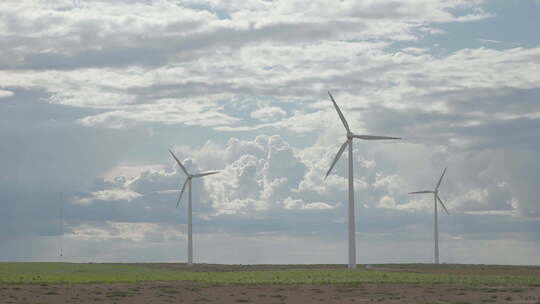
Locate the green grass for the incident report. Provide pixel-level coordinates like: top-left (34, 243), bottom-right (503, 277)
top-left (1, 262), bottom-right (539, 286)
top-left (0, 263), bottom-right (198, 284)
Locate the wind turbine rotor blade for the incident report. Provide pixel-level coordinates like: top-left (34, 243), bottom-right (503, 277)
top-left (409, 190), bottom-right (434, 194)
top-left (193, 170), bottom-right (220, 177)
top-left (353, 135), bottom-right (401, 140)
top-left (328, 91), bottom-right (351, 133)
top-left (435, 167), bottom-right (447, 190)
top-left (169, 149), bottom-right (189, 176)
top-left (436, 194), bottom-right (450, 215)
top-left (325, 140), bottom-right (349, 178)
top-left (176, 179), bottom-right (189, 208)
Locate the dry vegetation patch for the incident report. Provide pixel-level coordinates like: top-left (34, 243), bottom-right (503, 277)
top-left (1, 282), bottom-right (540, 304)
top-left (2, 263), bottom-right (540, 303)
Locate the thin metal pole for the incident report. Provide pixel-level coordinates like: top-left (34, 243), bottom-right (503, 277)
top-left (434, 193), bottom-right (439, 264)
top-left (59, 195), bottom-right (63, 257)
top-left (188, 178), bottom-right (193, 266)
top-left (348, 139), bottom-right (356, 269)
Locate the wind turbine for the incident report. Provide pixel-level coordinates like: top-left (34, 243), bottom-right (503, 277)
top-left (169, 149), bottom-right (219, 266)
top-left (409, 168), bottom-right (450, 264)
top-left (325, 91), bottom-right (401, 269)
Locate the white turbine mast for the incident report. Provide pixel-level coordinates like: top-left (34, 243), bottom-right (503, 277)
top-left (409, 167), bottom-right (450, 264)
top-left (325, 91), bottom-right (401, 269)
top-left (169, 149), bottom-right (219, 266)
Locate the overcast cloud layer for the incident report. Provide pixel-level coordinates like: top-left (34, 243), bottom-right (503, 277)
top-left (1, 0), bottom-right (539, 265)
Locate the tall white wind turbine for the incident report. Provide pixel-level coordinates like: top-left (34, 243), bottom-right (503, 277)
top-left (169, 149), bottom-right (219, 266)
top-left (325, 91), bottom-right (401, 269)
top-left (409, 168), bottom-right (450, 264)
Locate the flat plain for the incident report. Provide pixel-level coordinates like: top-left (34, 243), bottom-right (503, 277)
top-left (1, 263), bottom-right (540, 303)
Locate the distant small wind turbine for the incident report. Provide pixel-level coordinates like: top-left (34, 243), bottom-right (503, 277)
top-left (169, 149), bottom-right (219, 266)
top-left (325, 91), bottom-right (401, 269)
top-left (409, 168), bottom-right (450, 264)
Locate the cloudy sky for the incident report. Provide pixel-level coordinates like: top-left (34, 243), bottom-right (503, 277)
top-left (1, 0), bottom-right (539, 265)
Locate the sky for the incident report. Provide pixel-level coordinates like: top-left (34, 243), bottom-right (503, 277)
top-left (1, 0), bottom-right (539, 265)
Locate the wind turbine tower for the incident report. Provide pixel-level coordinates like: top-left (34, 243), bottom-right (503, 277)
top-left (325, 91), bottom-right (401, 269)
top-left (409, 168), bottom-right (450, 264)
top-left (169, 149), bottom-right (219, 266)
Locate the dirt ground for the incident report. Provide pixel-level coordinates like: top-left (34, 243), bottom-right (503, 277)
top-left (120, 263), bottom-right (540, 276)
top-left (368, 264), bottom-right (540, 277)
top-left (2, 281), bottom-right (540, 304)
top-left (121, 262), bottom-right (347, 272)
top-left (3, 264), bottom-right (540, 304)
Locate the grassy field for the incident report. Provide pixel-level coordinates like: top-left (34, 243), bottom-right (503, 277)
top-left (1, 262), bottom-right (540, 286)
